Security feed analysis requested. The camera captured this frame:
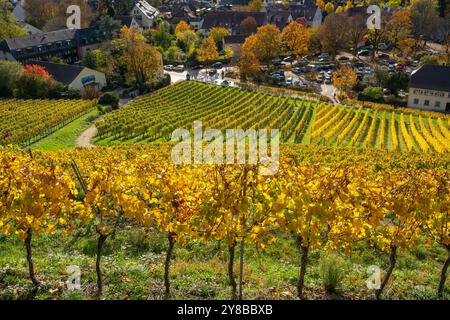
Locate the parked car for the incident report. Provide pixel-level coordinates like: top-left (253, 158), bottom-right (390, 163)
top-left (221, 80), bottom-right (230, 87)
top-left (378, 53), bottom-right (390, 59)
top-left (272, 59), bottom-right (282, 66)
top-left (378, 43), bottom-right (388, 50)
top-left (358, 49), bottom-right (370, 56)
top-left (316, 75), bottom-right (324, 83)
top-left (389, 63), bottom-right (395, 71)
top-left (208, 69), bottom-right (217, 76)
top-left (293, 80), bottom-right (303, 86)
top-left (211, 62), bottom-right (223, 69)
top-left (163, 65), bottom-right (174, 71)
top-left (283, 56), bottom-right (294, 62)
top-left (173, 65), bottom-right (185, 72)
top-left (395, 63), bottom-right (405, 71)
top-left (357, 66), bottom-right (364, 74)
top-left (285, 77), bottom-right (293, 85)
top-left (365, 66), bottom-right (371, 74)
top-left (292, 67), bottom-right (302, 74)
top-left (325, 76), bottom-right (332, 84)
top-left (270, 72), bottom-right (285, 81)
top-left (337, 56), bottom-right (350, 61)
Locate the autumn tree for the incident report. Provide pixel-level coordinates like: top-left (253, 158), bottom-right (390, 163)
top-left (239, 35), bottom-right (260, 81)
top-left (332, 65), bottom-right (357, 96)
top-left (325, 2), bottom-right (335, 13)
top-left (247, 0), bottom-right (265, 12)
top-left (347, 14), bottom-right (367, 57)
top-left (316, 0), bottom-right (326, 10)
top-left (249, 24), bottom-right (282, 67)
top-left (365, 22), bottom-right (387, 60)
top-left (113, 26), bottom-right (161, 89)
top-left (319, 13), bottom-right (349, 59)
top-left (344, 1), bottom-right (353, 10)
top-left (197, 36), bottom-right (219, 69)
top-left (281, 21), bottom-right (309, 59)
top-left (240, 16), bottom-right (258, 34)
top-left (410, 0), bottom-right (442, 47)
top-left (24, 0), bottom-right (94, 31)
top-left (308, 26), bottom-right (322, 55)
top-left (209, 27), bottom-right (231, 50)
top-left (386, 10), bottom-right (415, 58)
top-left (175, 20), bottom-right (191, 37)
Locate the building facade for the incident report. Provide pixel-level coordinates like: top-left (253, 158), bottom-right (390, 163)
top-left (407, 64), bottom-right (450, 112)
top-left (0, 28), bottom-right (104, 64)
top-left (131, 0), bottom-right (160, 29)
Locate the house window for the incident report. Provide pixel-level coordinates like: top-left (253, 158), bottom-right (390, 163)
top-left (424, 100), bottom-right (430, 106)
top-left (435, 101), bottom-right (441, 108)
top-left (413, 98), bottom-right (419, 105)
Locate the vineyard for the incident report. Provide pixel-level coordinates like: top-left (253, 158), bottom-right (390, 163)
top-left (1, 145), bottom-right (450, 300)
top-left (95, 81), bottom-right (450, 153)
top-left (0, 99), bottom-right (96, 146)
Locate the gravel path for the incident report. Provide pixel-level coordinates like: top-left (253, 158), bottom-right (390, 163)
top-left (76, 124), bottom-right (97, 148)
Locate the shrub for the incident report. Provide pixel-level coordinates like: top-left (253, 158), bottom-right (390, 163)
top-left (80, 86), bottom-right (100, 100)
top-left (319, 253), bottom-right (344, 293)
top-left (98, 92), bottom-right (119, 109)
top-left (13, 65), bottom-right (63, 99)
top-left (358, 86), bottom-right (384, 102)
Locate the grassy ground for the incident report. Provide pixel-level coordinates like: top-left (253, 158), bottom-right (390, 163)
top-left (0, 227), bottom-right (448, 300)
top-left (31, 109), bottom-right (99, 152)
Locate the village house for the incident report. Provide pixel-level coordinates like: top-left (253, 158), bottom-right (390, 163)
top-left (0, 28), bottom-right (105, 64)
top-left (130, 0), bottom-right (160, 29)
top-left (407, 64), bottom-right (450, 112)
top-left (29, 60), bottom-right (107, 91)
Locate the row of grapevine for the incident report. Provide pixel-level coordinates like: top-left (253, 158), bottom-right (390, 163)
top-left (0, 99), bottom-right (96, 146)
top-left (1, 146), bottom-right (450, 300)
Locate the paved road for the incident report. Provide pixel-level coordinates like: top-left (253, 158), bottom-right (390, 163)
top-left (320, 83), bottom-right (339, 103)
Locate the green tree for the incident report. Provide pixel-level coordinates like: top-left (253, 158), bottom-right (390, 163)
top-left (0, 61), bottom-right (22, 97)
top-left (83, 49), bottom-right (108, 73)
top-left (148, 21), bottom-right (174, 51)
top-left (387, 72), bottom-right (410, 96)
top-left (98, 15), bottom-right (122, 40)
top-left (0, 0), bottom-right (26, 42)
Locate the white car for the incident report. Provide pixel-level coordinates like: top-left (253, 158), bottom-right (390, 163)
top-left (365, 66), bottom-right (372, 74)
top-left (285, 77), bottom-right (293, 85)
top-left (163, 65), bottom-right (174, 71)
top-left (173, 65), bottom-right (185, 72)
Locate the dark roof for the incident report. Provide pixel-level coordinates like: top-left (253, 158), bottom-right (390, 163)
top-left (266, 10), bottom-right (292, 30)
top-left (202, 11), bottom-right (266, 30)
top-left (114, 15), bottom-right (134, 27)
top-left (0, 27), bottom-right (102, 52)
top-left (224, 34), bottom-right (248, 44)
top-left (27, 60), bottom-right (85, 86)
top-left (289, 4), bottom-right (319, 21)
top-left (2, 29), bottom-right (77, 51)
top-left (219, 0), bottom-right (250, 5)
top-left (410, 64), bottom-right (450, 92)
